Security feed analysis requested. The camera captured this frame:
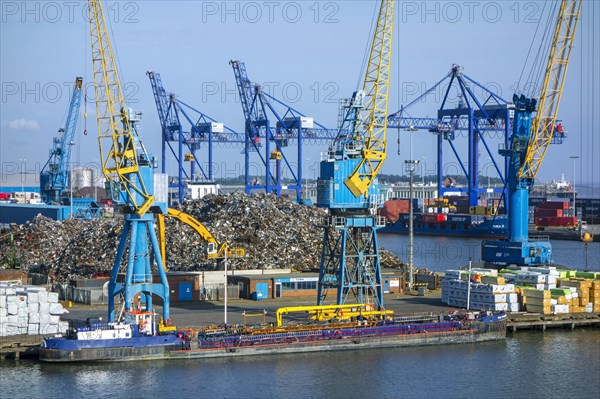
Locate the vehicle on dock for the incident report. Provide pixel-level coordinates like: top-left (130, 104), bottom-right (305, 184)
top-left (39, 306), bottom-right (507, 363)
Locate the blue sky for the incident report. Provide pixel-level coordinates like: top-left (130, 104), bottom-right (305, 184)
top-left (1, 1), bottom-right (598, 190)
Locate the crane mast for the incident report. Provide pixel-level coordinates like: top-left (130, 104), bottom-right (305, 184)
top-left (316, 0), bottom-right (394, 309)
top-left (88, 0), bottom-right (242, 324)
top-left (482, 0), bottom-right (581, 265)
top-left (88, 0), bottom-right (170, 322)
top-left (40, 77), bottom-right (83, 203)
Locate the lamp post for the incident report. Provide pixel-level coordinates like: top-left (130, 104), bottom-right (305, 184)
top-left (570, 156), bottom-right (579, 218)
top-left (69, 142), bottom-right (76, 218)
top-left (223, 251), bottom-right (228, 325)
top-left (18, 159), bottom-right (26, 203)
top-left (93, 159), bottom-right (99, 201)
top-left (421, 156), bottom-right (426, 205)
top-left (304, 157), bottom-right (310, 201)
top-left (405, 159), bottom-right (419, 292)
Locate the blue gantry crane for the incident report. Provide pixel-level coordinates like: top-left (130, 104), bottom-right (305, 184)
top-left (316, 0), bottom-right (394, 310)
top-left (230, 60), bottom-right (339, 202)
top-left (40, 77), bottom-right (83, 204)
top-left (482, 0), bottom-right (581, 265)
top-left (388, 66), bottom-right (514, 210)
top-left (147, 70), bottom-right (244, 203)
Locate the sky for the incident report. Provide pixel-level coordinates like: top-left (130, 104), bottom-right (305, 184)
top-left (1, 0), bottom-right (598, 192)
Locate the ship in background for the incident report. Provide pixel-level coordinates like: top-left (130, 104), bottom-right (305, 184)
top-left (531, 174), bottom-right (574, 199)
top-left (379, 196), bottom-right (509, 239)
top-left (379, 178), bottom-right (598, 238)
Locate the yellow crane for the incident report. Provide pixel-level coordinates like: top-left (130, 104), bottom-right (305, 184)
top-left (518, 0), bottom-right (582, 180)
top-left (317, 0), bottom-right (394, 309)
top-left (345, 0), bottom-right (394, 197)
top-left (482, 0), bottom-right (582, 265)
top-left (87, 0), bottom-right (242, 322)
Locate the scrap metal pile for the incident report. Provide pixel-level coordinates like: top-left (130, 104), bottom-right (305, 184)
top-left (0, 193), bottom-right (407, 281)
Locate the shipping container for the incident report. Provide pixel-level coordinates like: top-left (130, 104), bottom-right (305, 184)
top-left (529, 197), bottom-right (547, 207)
top-left (379, 200), bottom-right (410, 222)
top-left (421, 213), bottom-right (447, 223)
top-left (535, 216), bottom-right (578, 227)
top-left (534, 208), bottom-right (563, 217)
top-left (538, 201), bottom-right (568, 210)
top-left (0, 203), bottom-right (71, 224)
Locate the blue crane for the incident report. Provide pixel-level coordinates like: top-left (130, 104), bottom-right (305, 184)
top-left (316, 0), bottom-right (394, 310)
top-left (482, 0), bottom-right (581, 265)
top-left (147, 71), bottom-right (244, 203)
top-left (40, 77), bottom-right (83, 203)
top-left (388, 66), bottom-right (514, 210)
top-left (230, 60), bottom-right (339, 202)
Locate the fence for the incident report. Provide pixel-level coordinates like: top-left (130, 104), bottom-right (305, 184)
top-left (64, 286), bottom-right (121, 306)
top-left (200, 284), bottom-right (240, 301)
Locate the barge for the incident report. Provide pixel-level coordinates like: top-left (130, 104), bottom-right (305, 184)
top-left (39, 307), bottom-right (507, 362)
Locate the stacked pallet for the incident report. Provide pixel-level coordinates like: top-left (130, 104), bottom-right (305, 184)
top-left (500, 266), bottom-right (559, 290)
top-left (0, 282), bottom-right (68, 336)
top-left (442, 269), bottom-right (519, 312)
top-left (558, 278), bottom-right (600, 313)
top-left (501, 267), bottom-right (600, 314)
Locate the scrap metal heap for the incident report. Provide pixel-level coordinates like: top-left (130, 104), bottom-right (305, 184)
top-left (0, 193), bottom-right (407, 281)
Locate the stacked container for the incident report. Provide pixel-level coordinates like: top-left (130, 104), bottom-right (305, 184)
top-left (534, 201), bottom-right (577, 227)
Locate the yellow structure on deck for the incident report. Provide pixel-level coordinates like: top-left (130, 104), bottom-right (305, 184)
top-left (275, 304), bottom-right (394, 327)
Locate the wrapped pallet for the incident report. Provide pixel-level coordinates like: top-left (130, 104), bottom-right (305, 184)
top-left (0, 283), bottom-right (68, 337)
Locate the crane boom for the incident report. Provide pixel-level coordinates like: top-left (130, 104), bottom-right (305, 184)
top-left (344, 0), bottom-right (394, 197)
top-left (518, 0), bottom-right (581, 180)
top-left (88, 0), bottom-right (153, 215)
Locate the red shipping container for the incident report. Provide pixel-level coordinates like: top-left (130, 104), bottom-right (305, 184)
top-left (0, 192), bottom-right (10, 200)
top-left (534, 208), bottom-right (563, 217)
top-left (422, 213), bottom-right (447, 223)
top-left (379, 200), bottom-right (410, 222)
top-left (538, 201), bottom-right (568, 210)
top-left (535, 216), bottom-right (577, 227)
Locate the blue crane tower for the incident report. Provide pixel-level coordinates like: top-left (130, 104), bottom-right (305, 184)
top-left (88, 0), bottom-right (171, 322)
top-left (230, 60), bottom-right (339, 202)
top-left (40, 77), bottom-right (83, 203)
top-left (482, 0), bottom-right (581, 265)
top-left (316, 0), bottom-right (394, 310)
top-left (147, 71), bottom-right (245, 203)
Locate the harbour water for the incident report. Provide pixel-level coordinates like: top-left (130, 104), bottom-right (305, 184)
top-left (1, 235), bottom-right (599, 398)
top-left (379, 234), bottom-right (600, 273)
top-left (1, 330), bottom-right (598, 398)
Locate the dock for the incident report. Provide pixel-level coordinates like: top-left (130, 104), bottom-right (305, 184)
top-left (0, 334), bottom-right (42, 360)
top-left (507, 312), bottom-right (600, 333)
